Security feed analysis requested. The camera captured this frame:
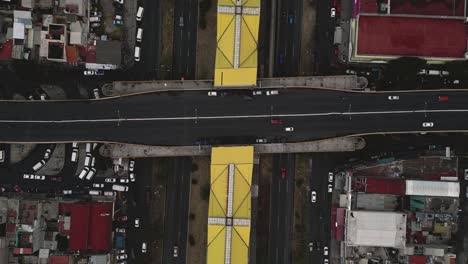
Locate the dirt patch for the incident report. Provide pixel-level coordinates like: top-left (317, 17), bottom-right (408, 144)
top-left (100, 0), bottom-right (123, 40)
top-left (160, 0), bottom-right (175, 79)
top-left (186, 156), bottom-right (211, 264)
top-left (292, 154), bottom-right (310, 264)
top-left (299, 0), bottom-right (317, 75)
top-left (195, 0), bottom-right (217, 79)
top-left (256, 154), bottom-right (273, 264)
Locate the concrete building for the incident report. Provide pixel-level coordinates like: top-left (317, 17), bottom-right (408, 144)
top-left (346, 211), bottom-right (407, 248)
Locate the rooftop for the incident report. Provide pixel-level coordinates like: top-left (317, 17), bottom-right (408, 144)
top-left (207, 146), bottom-right (253, 264)
top-left (355, 15), bottom-right (467, 59)
top-left (346, 211), bottom-right (407, 248)
top-left (214, 0), bottom-right (260, 87)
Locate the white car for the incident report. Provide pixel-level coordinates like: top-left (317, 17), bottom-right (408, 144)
top-left (328, 184), bottom-right (333, 193)
top-left (256, 138), bottom-right (267, 143)
top-left (40, 93), bottom-right (47, 100)
top-left (114, 0), bottom-right (124, 4)
top-left (129, 172), bottom-right (136, 182)
top-left (142, 242), bottom-right (147, 253)
top-left (266, 90), bottom-right (279, 96)
top-left (116, 254), bottom-right (127, 260)
top-left (330, 7), bottom-right (336, 17)
top-left (328, 172), bottom-right (334, 182)
top-left (324, 259), bottom-right (329, 264)
top-left (83, 70), bottom-right (96, 76)
top-left (105, 178), bottom-right (116, 183)
top-left (93, 183), bottom-right (104, 188)
top-left (422, 122), bottom-right (434, 128)
top-left (388, 95), bottom-right (399, 100)
top-left (115, 228), bottom-right (125, 233)
top-left (23, 174), bottom-right (32, 179)
top-left (311, 191), bottom-right (317, 203)
top-left (44, 148), bottom-right (52, 159)
top-left (129, 160), bottom-right (135, 172)
top-left (324, 246), bottom-right (329, 256)
top-left (208, 91), bottom-right (217, 96)
top-left (63, 190), bottom-right (72, 195)
top-left (104, 191), bottom-right (116, 196)
top-left (134, 218), bottom-right (140, 227)
top-left (93, 88), bottom-right (100, 99)
top-left (285, 127), bottom-right (294, 132)
top-left (173, 246), bottom-right (179, 257)
top-left (252, 90), bottom-right (262, 96)
top-left (120, 178), bottom-right (129, 183)
top-left (35, 175), bottom-right (46, 180)
top-left (71, 148), bottom-right (78, 162)
top-left (308, 242), bottom-right (314, 252)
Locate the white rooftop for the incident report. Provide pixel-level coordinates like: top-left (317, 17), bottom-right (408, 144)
top-left (405, 180), bottom-right (459, 197)
top-left (346, 211), bottom-right (406, 248)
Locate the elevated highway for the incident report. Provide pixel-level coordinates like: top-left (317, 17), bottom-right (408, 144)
top-left (0, 89), bottom-right (466, 145)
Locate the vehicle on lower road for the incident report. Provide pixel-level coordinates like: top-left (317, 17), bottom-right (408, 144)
top-left (311, 191), bottom-right (317, 203)
top-left (173, 246), bottom-right (179, 257)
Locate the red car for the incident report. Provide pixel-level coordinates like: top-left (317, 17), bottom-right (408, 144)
top-left (281, 168), bottom-right (286, 179)
top-left (438, 95), bottom-right (448, 101)
top-left (118, 216), bottom-right (128, 222)
top-left (271, 119), bottom-right (283, 125)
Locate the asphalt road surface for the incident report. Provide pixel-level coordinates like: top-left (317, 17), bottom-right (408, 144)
top-left (275, 0), bottom-right (302, 76)
top-left (314, 0), bottom-right (336, 74)
top-left (172, 0), bottom-right (198, 80)
top-left (307, 154), bottom-right (334, 264)
top-left (268, 153), bottom-right (295, 264)
top-left (132, 0), bottom-right (161, 80)
top-left (162, 157), bottom-right (192, 263)
top-left (0, 90), bottom-right (466, 145)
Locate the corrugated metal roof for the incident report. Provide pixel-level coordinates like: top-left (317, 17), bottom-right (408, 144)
top-left (346, 211), bottom-right (406, 248)
top-left (405, 180), bottom-right (460, 197)
top-left (88, 203), bottom-right (112, 252)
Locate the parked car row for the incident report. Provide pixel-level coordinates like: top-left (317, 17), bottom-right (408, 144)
top-left (78, 143), bottom-right (97, 180)
top-left (23, 174), bottom-right (45, 181)
top-left (134, 6), bottom-right (144, 61)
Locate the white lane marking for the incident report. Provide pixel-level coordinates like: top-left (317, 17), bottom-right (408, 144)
top-left (1, 108), bottom-right (468, 123)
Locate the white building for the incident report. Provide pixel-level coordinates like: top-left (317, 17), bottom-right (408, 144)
top-left (405, 180), bottom-right (459, 197)
top-left (346, 211), bottom-right (407, 248)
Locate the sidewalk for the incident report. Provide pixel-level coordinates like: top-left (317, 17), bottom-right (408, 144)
top-left (99, 137), bottom-right (366, 158)
top-left (102, 75), bottom-right (364, 96)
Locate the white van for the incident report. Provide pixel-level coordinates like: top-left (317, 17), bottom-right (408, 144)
top-left (85, 143), bottom-right (92, 153)
top-left (136, 6), bottom-right (144, 21)
top-left (134, 47), bottom-right (141, 61)
top-left (78, 167), bottom-right (90, 179)
top-left (0, 150), bottom-right (4, 162)
top-left (86, 168), bottom-right (96, 180)
top-left (84, 154), bottom-right (92, 167)
top-left (136, 28), bottom-right (143, 42)
top-left (33, 160), bottom-right (46, 171)
top-left (89, 16), bottom-right (100, 23)
top-left (71, 149), bottom-right (78, 162)
top-left (89, 190), bottom-right (102, 196)
top-left (112, 184), bottom-right (129, 192)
